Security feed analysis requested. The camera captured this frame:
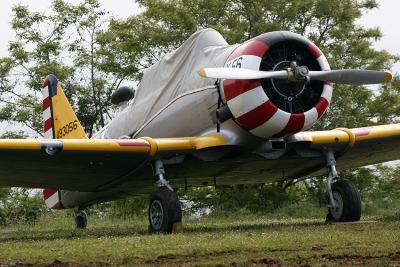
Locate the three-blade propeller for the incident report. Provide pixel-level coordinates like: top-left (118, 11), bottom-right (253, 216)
top-left (197, 67), bottom-right (392, 85)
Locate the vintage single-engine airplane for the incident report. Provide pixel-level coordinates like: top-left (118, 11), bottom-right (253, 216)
top-left (0, 29), bottom-right (396, 233)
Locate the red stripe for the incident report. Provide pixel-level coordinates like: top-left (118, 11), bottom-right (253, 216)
top-left (229, 40), bottom-right (269, 59)
top-left (324, 81), bottom-right (333, 86)
top-left (224, 80), bottom-right (261, 101)
top-left (354, 128), bottom-right (371, 137)
top-left (44, 118), bottom-right (52, 132)
top-left (42, 79), bottom-right (48, 88)
top-left (43, 189), bottom-right (57, 200)
top-left (307, 43), bottom-right (322, 59)
top-left (237, 100), bottom-right (278, 130)
top-left (223, 40), bottom-right (269, 102)
top-left (273, 113), bottom-right (305, 137)
top-left (116, 139), bottom-right (150, 147)
top-left (42, 97), bottom-right (50, 111)
top-left (315, 97), bottom-right (329, 118)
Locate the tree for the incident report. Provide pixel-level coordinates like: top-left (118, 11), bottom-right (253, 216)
top-left (0, 0), bottom-right (399, 217)
top-left (100, 0), bottom-right (397, 131)
top-left (0, 0), bottom-right (123, 137)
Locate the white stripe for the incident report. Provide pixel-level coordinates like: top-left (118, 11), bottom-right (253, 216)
top-left (42, 108), bottom-right (51, 121)
top-left (45, 192), bottom-right (59, 209)
top-left (317, 54), bottom-right (331, 71)
top-left (44, 128), bottom-right (53, 139)
top-left (302, 108), bottom-right (318, 130)
top-left (250, 109), bottom-right (291, 138)
top-left (227, 86), bottom-right (269, 118)
top-left (321, 83), bottom-right (333, 102)
top-left (42, 86), bottom-right (49, 99)
top-left (225, 55), bottom-right (261, 70)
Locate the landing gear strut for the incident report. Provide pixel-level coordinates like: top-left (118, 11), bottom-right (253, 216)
top-left (325, 151), bottom-right (361, 222)
top-left (74, 209), bottom-right (88, 229)
top-left (148, 159), bottom-right (182, 233)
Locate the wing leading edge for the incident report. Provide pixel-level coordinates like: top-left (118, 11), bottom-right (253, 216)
top-left (0, 135), bottom-right (227, 191)
top-left (1, 124), bottom-right (399, 194)
top-left (288, 124), bottom-right (400, 171)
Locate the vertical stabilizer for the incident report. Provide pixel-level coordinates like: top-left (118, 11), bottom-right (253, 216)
top-left (41, 74), bottom-right (88, 209)
top-left (41, 74), bottom-right (87, 139)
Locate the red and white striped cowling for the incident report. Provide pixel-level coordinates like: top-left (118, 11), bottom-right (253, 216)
top-left (221, 31), bottom-right (332, 139)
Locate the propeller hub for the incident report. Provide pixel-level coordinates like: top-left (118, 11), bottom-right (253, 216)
top-left (271, 61), bottom-right (307, 105)
top-left (295, 65), bottom-right (310, 80)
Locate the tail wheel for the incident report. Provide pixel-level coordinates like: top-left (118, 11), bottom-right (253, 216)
top-left (328, 180), bottom-right (361, 222)
top-left (75, 210), bottom-right (88, 229)
top-left (148, 187), bottom-right (182, 234)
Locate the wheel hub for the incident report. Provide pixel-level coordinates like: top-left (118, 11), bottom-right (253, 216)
top-left (150, 200), bottom-right (164, 230)
top-left (330, 191), bottom-right (344, 220)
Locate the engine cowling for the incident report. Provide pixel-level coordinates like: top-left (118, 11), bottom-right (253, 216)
top-left (221, 31), bottom-right (332, 139)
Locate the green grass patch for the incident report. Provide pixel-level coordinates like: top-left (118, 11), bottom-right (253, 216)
top-left (0, 212), bottom-right (399, 266)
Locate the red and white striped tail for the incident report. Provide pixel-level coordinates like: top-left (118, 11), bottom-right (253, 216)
top-left (42, 79), bottom-right (54, 139)
top-left (41, 76), bottom-right (63, 209)
top-left (43, 189), bottom-right (63, 209)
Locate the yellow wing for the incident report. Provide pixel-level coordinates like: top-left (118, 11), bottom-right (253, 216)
top-left (0, 135), bottom-right (227, 191)
top-left (289, 124), bottom-right (400, 170)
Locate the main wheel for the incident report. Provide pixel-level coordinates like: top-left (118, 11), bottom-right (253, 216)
top-left (148, 187), bottom-right (182, 234)
top-left (75, 210), bottom-right (88, 229)
top-left (327, 180), bottom-right (361, 222)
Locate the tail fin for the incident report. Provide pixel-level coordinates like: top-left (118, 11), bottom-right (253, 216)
top-left (42, 75), bottom-right (87, 209)
top-left (41, 74), bottom-right (87, 139)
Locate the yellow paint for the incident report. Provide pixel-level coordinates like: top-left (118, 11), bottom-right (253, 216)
top-left (155, 134), bottom-right (227, 151)
top-left (355, 124), bottom-right (400, 141)
top-left (140, 137), bottom-right (158, 156)
top-left (336, 128), bottom-right (356, 149)
top-left (303, 124), bottom-right (400, 146)
top-left (0, 134), bottom-right (227, 154)
top-left (299, 130), bottom-right (349, 144)
top-left (51, 83), bottom-right (88, 139)
top-left (0, 139), bottom-right (41, 150)
top-left (61, 139), bottom-right (150, 152)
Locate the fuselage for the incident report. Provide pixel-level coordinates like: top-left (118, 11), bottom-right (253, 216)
top-left (95, 29), bottom-right (331, 150)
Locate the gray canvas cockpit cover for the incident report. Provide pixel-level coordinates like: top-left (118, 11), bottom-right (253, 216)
top-left (104, 28), bottom-right (238, 138)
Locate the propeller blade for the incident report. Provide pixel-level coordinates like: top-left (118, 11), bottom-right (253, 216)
top-left (197, 68), bottom-right (287, 80)
top-left (308, 70), bottom-right (392, 85)
top-left (198, 67), bottom-right (393, 85)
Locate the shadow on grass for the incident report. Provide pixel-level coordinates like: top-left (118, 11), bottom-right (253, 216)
top-left (0, 219), bottom-right (326, 243)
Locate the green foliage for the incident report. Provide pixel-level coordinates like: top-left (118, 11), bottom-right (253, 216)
top-left (0, 0), bottom-right (122, 137)
top-left (0, 0), bottom-right (399, 221)
top-left (1, 0), bottom-right (398, 134)
top-left (0, 188), bottom-right (47, 225)
top-left (90, 196), bottom-right (148, 219)
top-left (100, 0), bottom-right (398, 133)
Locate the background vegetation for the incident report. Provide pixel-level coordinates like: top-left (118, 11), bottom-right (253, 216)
top-left (0, 0), bottom-right (399, 224)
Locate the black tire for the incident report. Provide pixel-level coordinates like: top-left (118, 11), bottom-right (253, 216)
top-left (148, 187), bottom-right (182, 234)
top-left (75, 211), bottom-right (88, 229)
top-left (327, 180), bottom-right (361, 222)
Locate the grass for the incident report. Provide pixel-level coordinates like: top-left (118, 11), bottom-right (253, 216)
top-left (0, 213), bottom-right (399, 266)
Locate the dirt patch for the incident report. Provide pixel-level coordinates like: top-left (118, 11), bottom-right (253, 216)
top-left (0, 260), bottom-right (109, 267)
top-left (251, 257), bottom-right (280, 266)
top-left (322, 251), bottom-right (400, 261)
